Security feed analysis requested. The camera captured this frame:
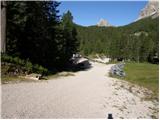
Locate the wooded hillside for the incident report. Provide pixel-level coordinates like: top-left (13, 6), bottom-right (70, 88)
top-left (76, 17), bottom-right (159, 63)
top-left (1, 1), bottom-right (158, 75)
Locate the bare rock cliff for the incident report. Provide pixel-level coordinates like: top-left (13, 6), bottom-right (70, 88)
top-left (97, 18), bottom-right (111, 27)
top-left (137, 0), bottom-right (159, 20)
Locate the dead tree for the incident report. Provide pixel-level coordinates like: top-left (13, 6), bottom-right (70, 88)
top-left (1, 1), bottom-right (7, 53)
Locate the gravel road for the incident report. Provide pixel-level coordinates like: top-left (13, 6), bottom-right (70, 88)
top-left (1, 62), bottom-right (158, 119)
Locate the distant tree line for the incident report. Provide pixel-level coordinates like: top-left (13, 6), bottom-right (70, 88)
top-left (3, 1), bottom-right (79, 71)
top-left (76, 17), bottom-right (159, 63)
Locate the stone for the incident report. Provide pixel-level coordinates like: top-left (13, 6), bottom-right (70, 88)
top-left (110, 63), bottom-right (126, 77)
top-left (137, 0), bottom-right (159, 20)
top-left (97, 18), bottom-right (112, 27)
top-left (24, 73), bottom-right (42, 80)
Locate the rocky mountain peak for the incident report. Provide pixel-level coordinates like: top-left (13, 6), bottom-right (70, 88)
top-left (97, 18), bottom-right (111, 27)
top-left (137, 0), bottom-right (159, 20)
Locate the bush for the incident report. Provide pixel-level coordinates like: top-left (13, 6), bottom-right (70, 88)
top-left (1, 54), bottom-right (12, 62)
top-left (1, 54), bottom-right (48, 75)
top-left (33, 64), bottom-right (48, 74)
top-left (13, 57), bottom-right (19, 64)
top-left (25, 60), bottom-right (33, 72)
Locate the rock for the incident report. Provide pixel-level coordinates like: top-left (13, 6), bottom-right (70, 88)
top-left (137, 0), bottom-right (159, 20)
top-left (13, 69), bottom-right (19, 75)
top-left (77, 60), bottom-right (91, 69)
top-left (3, 81), bottom-right (9, 84)
top-left (134, 31), bottom-right (148, 37)
top-left (97, 18), bottom-right (112, 27)
top-left (24, 73), bottom-right (42, 80)
top-left (93, 55), bottom-right (111, 64)
top-left (110, 63), bottom-right (126, 77)
top-left (58, 72), bottom-right (70, 76)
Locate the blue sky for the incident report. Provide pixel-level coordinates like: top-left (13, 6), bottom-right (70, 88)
top-left (58, 1), bottom-right (148, 26)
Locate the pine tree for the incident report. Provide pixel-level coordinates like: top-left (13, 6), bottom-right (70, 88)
top-left (6, 1), bottom-right (27, 55)
top-left (61, 10), bottom-right (79, 64)
top-left (6, 1), bottom-right (62, 69)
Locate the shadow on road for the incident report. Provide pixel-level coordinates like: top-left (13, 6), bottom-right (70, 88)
top-left (64, 60), bottom-right (93, 72)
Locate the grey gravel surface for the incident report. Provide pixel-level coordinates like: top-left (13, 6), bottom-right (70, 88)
top-left (1, 62), bottom-right (158, 119)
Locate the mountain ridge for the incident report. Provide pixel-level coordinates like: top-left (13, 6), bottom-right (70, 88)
top-left (75, 16), bottom-right (159, 62)
top-left (137, 0), bottom-right (159, 20)
top-left (97, 18), bottom-right (112, 27)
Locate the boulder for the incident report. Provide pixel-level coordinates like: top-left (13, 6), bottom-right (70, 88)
top-left (24, 73), bottom-right (42, 80)
top-left (110, 63), bottom-right (126, 77)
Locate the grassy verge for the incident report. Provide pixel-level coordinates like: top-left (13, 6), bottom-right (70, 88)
top-left (110, 62), bottom-right (159, 100)
top-left (1, 76), bottom-right (37, 84)
top-left (1, 63), bottom-right (74, 83)
top-left (124, 63), bottom-right (158, 99)
top-left (1, 54), bottom-right (49, 83)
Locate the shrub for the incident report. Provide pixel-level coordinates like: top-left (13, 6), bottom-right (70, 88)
top-left (2, 54), bottom-right (12, 62)
top-left (13, 57), bottom-right (19, 64)
top-left (33, 64), bottom-right (48, 74)
top-left (25, 61), bottom-right (33, 72)
top-left (1, 54), bottom-right (48, 75)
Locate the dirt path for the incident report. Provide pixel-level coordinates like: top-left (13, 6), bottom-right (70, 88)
top-left (1, 62), bottom-right (158, 119)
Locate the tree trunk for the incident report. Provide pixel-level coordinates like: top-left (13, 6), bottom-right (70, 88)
top-left (1, 1), bottom-right (7, 53)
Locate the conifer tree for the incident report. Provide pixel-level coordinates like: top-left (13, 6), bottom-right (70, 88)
top-left (61, 11), bottom-right (79, 64)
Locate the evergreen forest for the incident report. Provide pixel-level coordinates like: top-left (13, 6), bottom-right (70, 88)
top-left (1, 1), bottom-right (159, 74)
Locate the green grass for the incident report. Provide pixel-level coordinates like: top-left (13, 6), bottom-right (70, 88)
top-left (123, 62), bottom-right (159, 99)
